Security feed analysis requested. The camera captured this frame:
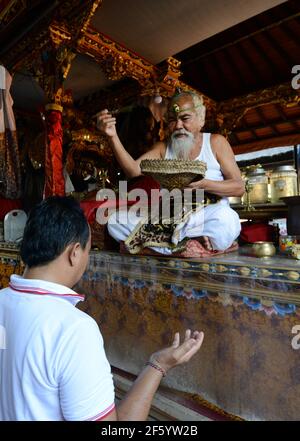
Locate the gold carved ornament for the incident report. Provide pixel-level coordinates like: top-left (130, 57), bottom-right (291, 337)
top-left (78, 27), bottom-right (216, 109)
top-left (217, 82), bottom-right (300, 135)
top-left (0, 0), bottom-right (27, 28)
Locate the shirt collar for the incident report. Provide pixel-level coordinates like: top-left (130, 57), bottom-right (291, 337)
top-left (9, 274), bottom-right (85, 306)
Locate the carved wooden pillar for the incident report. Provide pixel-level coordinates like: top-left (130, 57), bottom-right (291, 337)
top-left (41, 0), bottom-right (103, 197)
top-left (44, 103), bottom-right (64, 197)
top-left (0, 1), bottom-right (104, 198)
top-left (38, 22), bottom-right (75, 197)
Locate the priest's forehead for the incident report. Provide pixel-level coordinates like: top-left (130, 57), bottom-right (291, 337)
top-left (168, 95), bottom-right (197, 116)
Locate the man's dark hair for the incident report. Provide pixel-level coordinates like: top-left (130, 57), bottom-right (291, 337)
top-left (20, 196), bottom-right (90, 268)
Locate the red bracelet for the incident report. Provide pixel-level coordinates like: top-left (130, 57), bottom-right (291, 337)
top-left (146, 361), bottom-right (166, 377)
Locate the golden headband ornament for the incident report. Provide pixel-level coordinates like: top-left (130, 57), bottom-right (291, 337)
top-left (172, 103), bottom-right (180, 113)
top-left (170, 103), bottom-right (203, 114)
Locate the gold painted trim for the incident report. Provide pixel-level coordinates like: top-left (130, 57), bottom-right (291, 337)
top-left (89, 250), bottom-right (298, 271)
top-left (94, 253), bottom-right (300, 280)
top-left (0, 0), bottom-right (26, 24)
top-left (45, 103), bottom-right (63, 112)
top-left (110, 267), bottom-right (300, 296)
top-left (79, 26), bottom-right (215, 111)
top-left (89, 259), bottom-right (300, 305)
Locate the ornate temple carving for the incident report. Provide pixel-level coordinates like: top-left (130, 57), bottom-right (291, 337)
top-left (1, 0), bottom-right (103, 73)
top-left (2, 1), bottom-right (298, 142)
top-left (12, 2), bottom-right (104, 107)
top-left (28, 21), bottom-right (75, 110)
top-left (77, 27), bottom-right (216, 115)
top-left (0, 0), bottom-right (27, 29)
top-left (217, 82), bottom-right (300, 136)
top-left (78, 28), bottom-right (156, 86)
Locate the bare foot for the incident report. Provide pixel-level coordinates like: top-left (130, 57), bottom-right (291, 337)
top-left (198, 236), bottom-right (213, 251)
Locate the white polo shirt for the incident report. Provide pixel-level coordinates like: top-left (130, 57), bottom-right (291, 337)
top-left (0, 274), bottom-right (115, 421)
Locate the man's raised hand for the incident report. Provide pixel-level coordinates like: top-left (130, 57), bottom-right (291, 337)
top-left (97, 109), bottom-right (117, 138)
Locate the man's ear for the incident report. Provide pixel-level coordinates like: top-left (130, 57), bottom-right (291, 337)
top-left (67, 242), bottom-right (81, 266)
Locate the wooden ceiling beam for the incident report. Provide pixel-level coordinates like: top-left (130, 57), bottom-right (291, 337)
top-left (180, 12), bottom-right (300, 66)
top-left (229, 131), bottom-right (239, 145)
top-left (262, 29), bottom-right (295, 67)
top-left (217, 82), bottom-right (300, 139)
top-left (234, 42), bottom-right (265, 84)
top-left (200, 57), bottom-right (224, 98)
top-left (240, 116), bottom-right (259, 140)
top-left (224, 47), bottom-right (249, 90)
top-left (250, 34), bottom-right (281, 72)
top-left (218, 82), bottom-right (300, 116)
top-left (233, 133), bottom-right (300, 154)
top-left (275, 103), bottom-right (299, 132)
top-left (280, 20), bottom-right (300, 46)
top-left (253, 13), bottom-right (297, 67)
top-left (190, 61), bottom-right (211, 95)
top-left (234, 114), bottom-right (300, 134)
top-left (255, 106), bottom-right (280, 136)
top-left (211, 52), bottom-right (236, 92)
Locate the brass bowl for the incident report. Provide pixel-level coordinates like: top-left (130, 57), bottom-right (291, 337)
top-left (252, 241), bottom-right (276, 258)
top-left (140, 159), bottom-right (207, 191)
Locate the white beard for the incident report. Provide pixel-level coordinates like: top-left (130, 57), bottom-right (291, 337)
top-left (170, 130), bottom-right (195, 160)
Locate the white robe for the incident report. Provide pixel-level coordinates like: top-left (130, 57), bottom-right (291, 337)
top-left (106, 133), bottom-right (241, 253)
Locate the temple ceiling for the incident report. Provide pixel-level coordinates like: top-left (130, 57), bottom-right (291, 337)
top-left (0, 0), bottom-right (299, 152)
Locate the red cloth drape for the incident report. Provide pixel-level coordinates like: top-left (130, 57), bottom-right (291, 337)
top-left (0, 198), bottom-right (22, 220)
top-left (44, 110), bottom-right (65, 198)
top-left (80, 199), bottom-right (136, 223)
top-left (240, 222), bottom-right (276, 244)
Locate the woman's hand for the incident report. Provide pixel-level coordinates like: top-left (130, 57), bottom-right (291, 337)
top-left (97, 109), bottom-right (117, 138)
top-left (149, 330), bottom-right (204, 374)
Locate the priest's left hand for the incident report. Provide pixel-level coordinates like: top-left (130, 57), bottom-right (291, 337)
top-left (186, 178), bottom-right (208, 190)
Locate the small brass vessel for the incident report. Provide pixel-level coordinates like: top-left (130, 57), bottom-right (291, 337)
top-left (252, 241), bottom-right (276, 258)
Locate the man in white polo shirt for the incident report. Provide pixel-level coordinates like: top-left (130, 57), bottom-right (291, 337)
top-left (0, 196), bottom-right (204, 421)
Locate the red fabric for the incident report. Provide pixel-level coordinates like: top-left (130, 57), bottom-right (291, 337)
top-left (128, 175), bottom-right (160, 198)
top-left (82, 176), bottom-right (160, 224)
top-left (240, 222), bottom-right (275, 244)
top-left (172, 240), bottom-right (238, 258)
top-left (80, 199), bottom-right (136, 223)
top-left (128, 175), bottom-right (161, 206)
top-left (0, 198), bottom-right (22, 220)
top-left (80, 175), bottom-right (160, 224)
top-left (44, 110), bottom-right (65, 198)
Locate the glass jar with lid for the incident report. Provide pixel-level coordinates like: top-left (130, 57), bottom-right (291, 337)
top-left (269, 165), bottom-right (298, 203)
top-left (245, 166), bottom-right (269, 204)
